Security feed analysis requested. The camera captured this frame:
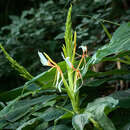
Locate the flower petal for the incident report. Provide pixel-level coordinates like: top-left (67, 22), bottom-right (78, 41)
top-left (79, 46), bottom-right (87, 52)
top-left (65, 57), bottom-right (72, 68)
top-left (57, 79), bottom-right (63, 92)
top-left (61, 53), bottom-right (72, 68)
top-left (61, 52), bottom-right (66, 60)
top-left (55, 70), bottom-right (60, 87)
top-left (38, 51), bottom-right (48, 66)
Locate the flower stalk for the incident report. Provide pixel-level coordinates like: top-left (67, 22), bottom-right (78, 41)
top-left (38, 5), bottom-right (88, 114)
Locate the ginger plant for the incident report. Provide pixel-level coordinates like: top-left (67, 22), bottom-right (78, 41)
top-left (38, 5), bottom-right (87, 114)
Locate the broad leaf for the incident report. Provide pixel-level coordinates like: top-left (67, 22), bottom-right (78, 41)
top-left (85, 96), bottom-right (118, 130)
top-left (86, 69), bottom-right (130, 78)
top-left (110, 89), bottom-right (130, 108)
top-left (24, 61), bottom-right (67, 90)
top-left (72, 97), bottom-right (118, 130)
top-left (47, 124), bottom-right (71, 130)
top-left (0, 93), bottom-right (57, 128)
top-left (72, 113), bottom-right (92, 130)
top-left (91, 22), bottom-right (130, 64)
top-left (33, 107), bottom-right (65, 122)
top-left (82, 22), bottom-right (130, 76)
top-left (16, 118), bottom-right (41, 130)
top-left (111, 108), bottom-right (130, 130)
top-left (121, 123), bottom-right (130, 130)
top-left (0, 84), bottom-right (39, 101)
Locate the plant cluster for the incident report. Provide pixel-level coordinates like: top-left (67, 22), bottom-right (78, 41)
top-left (0, 5), bottom-right (130, 130)
top-left (1, 0), bottom-right (130, 89)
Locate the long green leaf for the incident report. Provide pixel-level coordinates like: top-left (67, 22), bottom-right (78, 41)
top-left (85, 96), bottom-right (118, 130)
top-left (72, 97), bottom-right (118, 130)
top-left (82, 22), bottom-right (130, 76)
top-left (110, 89), bottom-right (130, 108)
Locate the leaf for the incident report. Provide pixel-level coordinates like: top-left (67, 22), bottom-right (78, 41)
top-left (72, 97), bottom-right (118, 130)
top-left (56, 112), bottom-right (73, 121)
top-left (0, 93), bottom-right (57, 127)
top-left (33, 107), bottom-right (65, 122)
top-left (85, 69), bottom-right (130, 78)
top-left (92, 22), bottom-right (130, 64)
top-left (85, 78), bottom-right (109, 87)
top-left (0, 120), bottom-right (8, 129)
top-left (85, 96), bottom-right (118, 130)
top-left (101, 23), bottom-right (112, 40)
top-left (110, 89), bottom-right (130, 108)
top-left (55, 112), bottom-right (73, 127)
top-left (16, 118), bottom-right (40, 130)
top-left (0, 84), bottom-right (39, 101)
top-left (0, 102), bottom-right (5, 110)
top-left (55, 33), bottom-right (64, 40)
top-left (110, 108), bottom-right (130, 130)
top-left (82, 22), bottom-right (130, 76)
top-left (72, 113), bottom-right (92, 130)
top-left (0, 92), bottom-right (32, 119)
top-left (35, 122), bottom-right (48, 130)
top-left (121, 122), bottom-right (130, 130)
top-left (24, 60), bottom-right (67, 90)
top-left (73, 97), bottom-right (118, 130)
top-left (47, 124), bottom-right (71, 130)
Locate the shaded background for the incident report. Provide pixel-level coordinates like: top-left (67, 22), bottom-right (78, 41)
top-left (0, 0), bottom-right (130, 91)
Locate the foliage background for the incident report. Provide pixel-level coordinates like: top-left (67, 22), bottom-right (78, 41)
top-left (0, 0), bottom-right (130, 89)
top-left (0, 0), bottom-right (130, 129)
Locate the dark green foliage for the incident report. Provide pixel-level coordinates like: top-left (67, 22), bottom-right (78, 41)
top-left (1, 0), bottom-right (130, 89)
top-left (72, 97), bottom-right (118, 130)
top-left (0, 20), bottom-right (130, 130)
top-left (0, 0), bottom-right (130, 129)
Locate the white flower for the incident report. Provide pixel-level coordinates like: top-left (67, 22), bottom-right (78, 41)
top-left (55, 71), bottom-right (60, 87)
top-left (54, 70), bottom-right (63, 93)
top-left (57, 79), bottom-right (63, 93)
top-left (79, 46), bottom-right (87, 52)
top-left (38, 51), bottom-right (48, 66)
top-left (61, 53), bottom-right (72, 68)
top-left (65, 57), bottom-right (72, 68)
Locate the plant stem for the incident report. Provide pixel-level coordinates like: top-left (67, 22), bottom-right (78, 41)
top-left (61, 74), bottom-right (79, 114)
top-left (70, 91), bottom-right (79, 114)
top-left (89, 118), bottom-right (103, 130)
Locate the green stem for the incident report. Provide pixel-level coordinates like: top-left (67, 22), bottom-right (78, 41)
top-left (118, 59), bottom-right (130, 65)
top-left (77, 15), bottom-right (120, 26)
top-left (89, 118), bottom-right (103, 130)
top-left (62, 74), bottom-right (79, 114)
top-left (70, 94), bottom-right (79, 114)
top-left (56, 105), bottom-right (74, 115)
top-left (68, 68), bottom-right (74, 89)
top-left (124, 55), bottom-right (130, 61)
